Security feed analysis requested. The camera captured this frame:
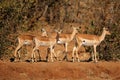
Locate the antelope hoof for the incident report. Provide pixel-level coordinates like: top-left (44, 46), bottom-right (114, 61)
top-left (78, 59), bottom-right (80, 62)
top-left (31, 59), bottom-right (34, 63)
top-left (51, 59), bottom-right (54, 62)
top-left (72, 57), bottom-right (75, 62)
top-left (94, 60), bottom-right (98, 63)
top-left (95, 61), bottom-right (98, 63)
top-left (72, 59), bottom-right (75, 62)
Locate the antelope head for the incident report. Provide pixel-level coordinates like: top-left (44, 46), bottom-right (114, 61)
top-left (103, 27), bottom-right (111, 35)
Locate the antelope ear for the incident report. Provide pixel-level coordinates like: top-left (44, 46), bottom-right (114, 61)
top-left (106, 27), bottom-right (110, 30)
top-left (59, 29), bottom-right (63, 34)
top-left (54, 29), bottom-right (59, 32)
top-left (70, 25), bottom-right (73, 28)
top-left (77, 26), bottom-right (81, 30)
top-left (103, 27), bottom-right (106, 30)
top-left (54, 29), bottom-right (62, 34)
top-left (72, 26), bottom-right (76, 29)
top-left (41, 28), bottom-right (45, 32)
top-left (79, 26), bottom-right (81, 29)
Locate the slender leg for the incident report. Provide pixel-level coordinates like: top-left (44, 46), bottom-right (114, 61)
top-left (34, 47), bottom-right (40, 62)
top-left (50, 46), bottom-right (54, 62)
top-left (52, 48), bottom-right (57, 60)
top-left (46, 48), bottom-right (50, 62)
top-left (93, 45), bottom-right (97, 63)
top-left (18, 50), bottom-right (21, 62)
top-left (14, 45), bottom-right (20, 58)
top-left (50, 46), bottom-right (57, 60)
top-left (72, 46), bottom-right (76, 62)
top-left (25, 45), bottom-right (32, 61)
top-left (63, 43), bottom-right (68, 61)
top-left (91, 52), bottom-right (94, 61)
top-left (37, 49), bottom-right (41, 61)
top-left (65, 43), bottom-right (68, 53)
top-left (34, 49), bottom-right (39, 62)
top-left (14, 44), bottom-right (23, 62)
top-left (76, 47), bottom-right (80, 62)
top-left (75, 42), bottom-right (82, 62)
top-left (31, 47), bottom-right (37, 62)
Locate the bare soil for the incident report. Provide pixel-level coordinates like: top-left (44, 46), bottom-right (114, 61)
top-left (0, 60), bottom-right (120, 80)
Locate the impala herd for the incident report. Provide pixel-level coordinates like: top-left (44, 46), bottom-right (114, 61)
top-left (14, 26), bottom-right (111, 63)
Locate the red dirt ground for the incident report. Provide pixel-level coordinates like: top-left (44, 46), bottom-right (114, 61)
top-left (0, 60), bottom-right (120, 80)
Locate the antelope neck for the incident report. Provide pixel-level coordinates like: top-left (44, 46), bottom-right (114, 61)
top-left (99, 30), bottom-right (106, 42)
top-left (70, 30), bottom-right (77, 41)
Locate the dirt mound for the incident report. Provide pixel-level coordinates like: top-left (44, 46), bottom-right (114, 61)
top-left (0, 61), bottom-right (120, 80)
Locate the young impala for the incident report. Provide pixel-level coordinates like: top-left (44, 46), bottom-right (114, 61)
top-left (56, 26), bottom-right (79, 60)
top-left (14, 28), bottom-right (48, 62)
top-left (72, 27), bottom-right (111, 62)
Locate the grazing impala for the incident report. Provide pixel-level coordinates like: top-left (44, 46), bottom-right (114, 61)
top-left (14, 28), bottom-right (48, 62)
top-left (72, 27), bottom-right (111, 62)
top-left (56, 26), bottom-right (79, 60)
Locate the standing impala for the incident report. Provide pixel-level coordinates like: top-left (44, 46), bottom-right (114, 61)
top-left (72, 27), bottom-right (111, 62)
top-left (56, 26), bottom-right (79, 60)
top-left (45, 29), bottom-right (63, 60)
top-left (31, 32), bottom-right (59, 62)
top-left (14, 28), bottom-right (48, 62)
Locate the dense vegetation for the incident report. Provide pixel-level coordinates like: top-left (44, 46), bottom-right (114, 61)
top-left (0, 0), bottom-right (120, 61)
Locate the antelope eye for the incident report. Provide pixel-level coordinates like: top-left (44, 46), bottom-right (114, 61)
top-left (106, 29), bottom-right (108, 31)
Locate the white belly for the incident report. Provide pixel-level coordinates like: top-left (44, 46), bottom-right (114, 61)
top-left (81, 39), bottom-right (96, 46)
top-left (40, 42), bottom-right (51, 46)
top-left (57, 41), bottom-right (65, 44)
top-left (24, 41), bottom-right (31, 45)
